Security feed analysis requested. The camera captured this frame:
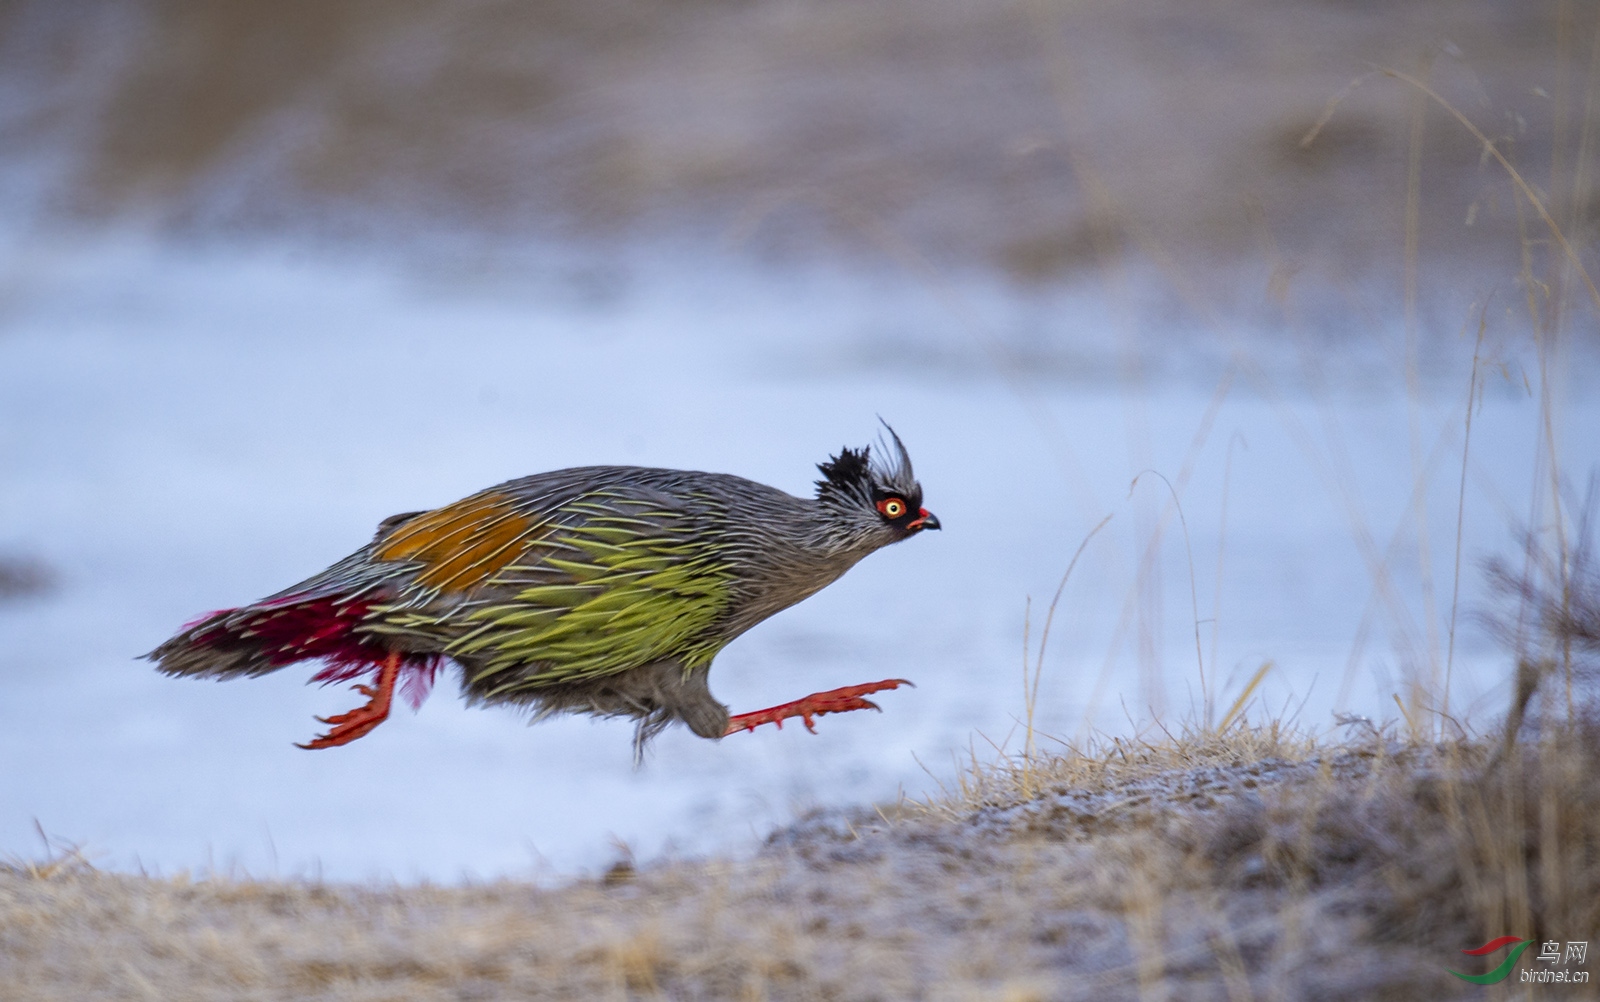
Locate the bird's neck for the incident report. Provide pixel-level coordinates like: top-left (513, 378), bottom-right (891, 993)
top-left (721, 506), bottom-right (883, 637)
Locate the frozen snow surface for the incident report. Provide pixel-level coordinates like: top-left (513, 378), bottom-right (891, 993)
top-left (0, 229), bottom-right (1590, 881)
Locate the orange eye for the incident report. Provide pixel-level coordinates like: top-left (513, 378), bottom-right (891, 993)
top-left (879, 498), bottom-right (907, 519)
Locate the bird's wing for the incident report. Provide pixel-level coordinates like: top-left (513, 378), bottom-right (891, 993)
top-left (362, 473), bottom-right (737, 694)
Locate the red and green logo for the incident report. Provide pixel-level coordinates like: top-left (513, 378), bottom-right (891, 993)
top-left (1448, 936), bottom-right (1534, 985)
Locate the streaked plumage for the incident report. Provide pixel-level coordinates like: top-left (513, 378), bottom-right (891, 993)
top-left (146, 426), bottom-right (939, 755)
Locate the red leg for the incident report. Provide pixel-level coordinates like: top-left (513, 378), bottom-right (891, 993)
top-left (296, 652), bottom-right (400, 749)
top-left (725, 679), bottom-right (912, 736)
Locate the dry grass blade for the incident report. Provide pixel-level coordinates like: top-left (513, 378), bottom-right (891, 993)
top-left (1129, 470), bottom-right (1208, 713)
top-left (1215, 660), bottom-right (1274, 735)
top-left (1379, 67), bottom-right (1600, 314)
top-left (1444, 307), bottom-right (1490, 719)
top-left (1025, 512), bottom-right (1115, 774)
top-left (3, 821), bottom-right (96, 881)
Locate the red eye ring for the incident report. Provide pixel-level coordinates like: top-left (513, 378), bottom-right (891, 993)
top-left (878, 498), bottom-right (907, 519)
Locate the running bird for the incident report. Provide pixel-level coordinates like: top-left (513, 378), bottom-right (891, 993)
top-left (145, 426), bottom-right (939, 756)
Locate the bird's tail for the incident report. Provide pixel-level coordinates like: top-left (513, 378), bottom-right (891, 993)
top-left (146, 537), bottom-right (444, 707)
top-left (143, 593), bottom-right (390, 680)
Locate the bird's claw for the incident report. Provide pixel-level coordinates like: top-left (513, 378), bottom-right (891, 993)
top-left (296, 709), bottom-right (387, 750)
top-left (726, 678), bottom-right (912, 736)
top-left (312, 705), bottom-right (366, 726)
top-left (298, 654), bottom-right (399, 750)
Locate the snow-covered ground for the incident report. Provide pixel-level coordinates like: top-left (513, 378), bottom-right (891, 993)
top-left (0, 231), bottom-right (1588, 880)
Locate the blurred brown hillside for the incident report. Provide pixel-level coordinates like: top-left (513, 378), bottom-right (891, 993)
top-left (0, 0), bottom-right (1591, 281)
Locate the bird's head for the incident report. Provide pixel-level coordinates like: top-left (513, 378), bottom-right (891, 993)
top-left (814, 424), bottom-right (940, 544)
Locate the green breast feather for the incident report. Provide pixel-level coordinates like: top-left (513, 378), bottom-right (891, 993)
top-left (416, 493), bottom-right (737, 696)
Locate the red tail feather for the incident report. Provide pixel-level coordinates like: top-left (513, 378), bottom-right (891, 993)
top-left (191, 595), bottom-right (440, 709)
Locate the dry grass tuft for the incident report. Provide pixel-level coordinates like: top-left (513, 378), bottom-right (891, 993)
top-left (2, 822), bottom-right (95, 882)
top-left (918, 717), bottom-right (1319, 824)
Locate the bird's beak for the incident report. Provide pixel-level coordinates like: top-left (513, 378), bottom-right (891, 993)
top-left (910, 509), bottom-right (941, 531)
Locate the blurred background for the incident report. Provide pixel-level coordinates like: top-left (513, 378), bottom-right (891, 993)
top-left (1, 0), bottom-right (1596, 880)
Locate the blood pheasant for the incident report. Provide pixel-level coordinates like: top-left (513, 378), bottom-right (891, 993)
top-left (145, 428), bottom-right (938, 755)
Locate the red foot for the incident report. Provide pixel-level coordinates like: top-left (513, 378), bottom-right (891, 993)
top-left (725, 679), bottom-right (913, 736)
top-left (296, 652), bottom-right (400, 749)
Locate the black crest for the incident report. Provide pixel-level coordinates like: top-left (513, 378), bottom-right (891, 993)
top-left (814, 422), bottom-right (921, 511)
top-left (816, 445), bottom-right (875, 507)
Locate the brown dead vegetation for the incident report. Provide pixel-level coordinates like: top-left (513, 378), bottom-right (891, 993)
top-left (4, 714), bottom-right (1596, 1001)
top-left (0, 0), bottom-right (1583, 282)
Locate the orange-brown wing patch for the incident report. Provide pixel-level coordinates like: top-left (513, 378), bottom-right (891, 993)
top-left (374, 491), bottom-right (538, 593)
